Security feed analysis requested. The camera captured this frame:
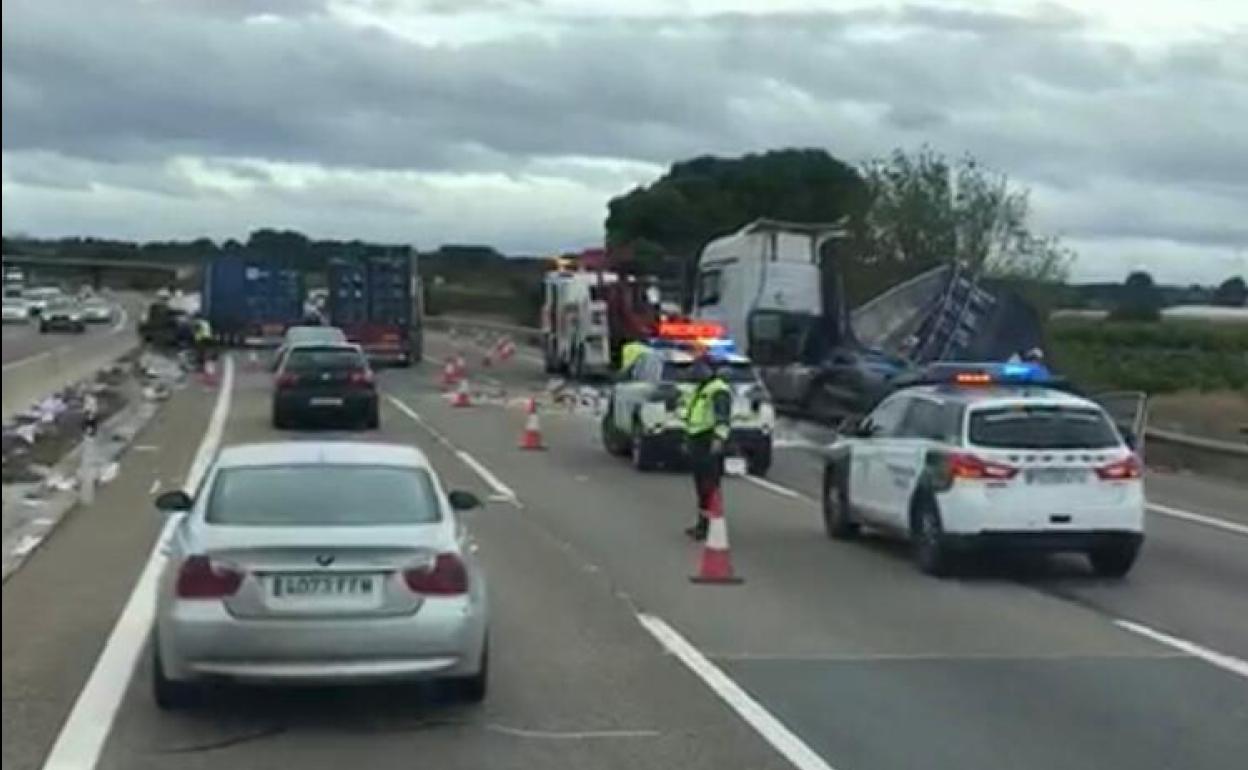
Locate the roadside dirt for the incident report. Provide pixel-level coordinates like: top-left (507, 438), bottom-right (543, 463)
top-left (1148, 390), bottom-right (1248, 444)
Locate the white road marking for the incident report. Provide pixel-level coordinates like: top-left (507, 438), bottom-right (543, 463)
top-left (637, 613), bottom-right (838, 770)
top-left (740, 474), bottom-right (811, 502)
top-left (40, 356), bottom-right (234, 770)
top-left (1147, 502), bottom-right (1248, 537)
top-left (1115, 619), bottom-right (1248, 679)
top-left (386, 393), bottom-right (520, 506)
top-left (148, 479), bottom-right (161, 494)
top-left (2, 349), bottom-right (56, 372)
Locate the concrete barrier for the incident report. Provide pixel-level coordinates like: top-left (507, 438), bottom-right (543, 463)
top-left (2, 332), bottom-right (139, 424)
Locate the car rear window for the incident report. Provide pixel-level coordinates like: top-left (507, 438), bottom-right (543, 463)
top-left (288, 328), bottom-right (345, 345)
top-left (285, 347), bottom-right (363, 370)
top-left (968, 405), bottom-right (1121, 450)
top-left (206, 465), bottom-right (440, 526)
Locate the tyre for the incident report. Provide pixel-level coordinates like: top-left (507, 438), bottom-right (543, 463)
top-left (364, 400), bottom-right (381, 430)
top-left (1088, 540), bottom-right (1140, 578)
top-left (152, 644), bottom-right (200, 711)
top-left (573, 345), bottom-right (585, 381)
top-left (601, 410), bottom-right (629, 457)
top-left (38, 323), bottom-right (48, 334)
top-left (746, 443), bottom-right (773, 477)
top-left (272, 404), bottom-right (291, 430)
top-left (822, 465), bottom-right (859, 540)
top-left (446, 642), bottom-right (488, 703)
top-left (631, 420), bottom-right (658, 471)
top-left (912, 496), bottom-right (952, 576)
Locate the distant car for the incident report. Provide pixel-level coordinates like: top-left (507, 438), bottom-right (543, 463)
top-left (2, 297), bottom-right (30, 324)
top-left (23, 286), bottom-right (63, 316)
top-left (272, 325), bottom-right (348, 371)
top-left (38, 301), bottom-right (86, 333)
top-left (79, 298), bottom-right (115, 324)
top-left (272, 343), bottom-right (380, 430)
top-left (821, 363), bottom-right (1146, 578)
top-left (150, 441), bottom-right (489, 709)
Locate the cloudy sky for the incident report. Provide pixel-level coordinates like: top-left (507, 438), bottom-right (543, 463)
top-left (3, 0), bottom-right (1246, 284)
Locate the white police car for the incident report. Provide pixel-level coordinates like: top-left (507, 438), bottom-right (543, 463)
top-left (601, 331), bottom-right (775, 475)
top-left (821, 363), bottom-right (1146, 577)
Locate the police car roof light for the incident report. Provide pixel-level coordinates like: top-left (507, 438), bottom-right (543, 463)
top-left (656, 321), bottom-right (725, 340)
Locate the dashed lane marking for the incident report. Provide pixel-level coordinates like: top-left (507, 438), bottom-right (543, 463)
top-left (740, 474), bottom-right (813, 502)
top-left (40, 356), bottom-right (235, 770)
top-left (1115, 619), bottom-right (1248, 680)
top-left (385, 393), bottom-right (521, 507)
top-left (1147, 502), bottom-right (1248, 537)
top-left (637, 613), bottom-right (838, 770)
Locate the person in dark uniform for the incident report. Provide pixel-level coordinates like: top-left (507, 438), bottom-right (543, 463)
top-left (683, 353), bottom-right (734, 541)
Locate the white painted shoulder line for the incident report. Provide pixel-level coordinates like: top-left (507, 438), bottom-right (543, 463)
top-left (741, 474), bottom-right (813, 502)
top-left (41, 356), bottom-right (235, 770)
top-left (385, 393), bottom-right (519, 506)
top-left (1147, 503), bottom-right (1248, 537)
top-left (1115, 619), bottom-right (1248, 680)
top-left (637, 613), bottom-right (837, 770)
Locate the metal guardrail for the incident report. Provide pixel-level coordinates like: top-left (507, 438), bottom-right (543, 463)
top-left (1145, 427), bottom-right (1248, 456)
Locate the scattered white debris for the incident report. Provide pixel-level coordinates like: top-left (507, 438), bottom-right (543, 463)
top-left (99, 462), bottom-right (120, 485)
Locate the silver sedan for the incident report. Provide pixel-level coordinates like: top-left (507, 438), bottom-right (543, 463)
top-left (151, 441), bottom-right (489, 709)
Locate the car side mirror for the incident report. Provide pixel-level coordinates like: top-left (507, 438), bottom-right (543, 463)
top-left (448, 490), bottom-right (482, 511)
top-left (155, 490), bottom-right (193, 513)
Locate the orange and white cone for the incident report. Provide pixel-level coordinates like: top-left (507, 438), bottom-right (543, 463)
top-left (690, 487), bottom-right (742, 584)
top-left (518, 398), bottom-right (545, 450)
top-left (454, 355), bottom-right (467, 380)
top-left (498, 338), bottom-right (516, 362)
top-left (441, 359), bottom-right (458, 390)
top-left (451, 378), bottom-right (472, 408)
top-left (200, 357), bottom-right (219, 388)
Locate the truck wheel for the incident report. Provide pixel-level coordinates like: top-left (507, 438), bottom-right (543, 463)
top-left (631, 420), bottom-right (658, 471)
top-left (912, 496), bottom-right (953, 577)
top-left (822, 466), bottom-right (859, 540)
top-left (746, 443), bottom-right (772, 477)
top-left (1088, 540), bottom-right (1140, 578)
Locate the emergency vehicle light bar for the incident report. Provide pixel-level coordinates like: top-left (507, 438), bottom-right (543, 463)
top-left (900, 362), bottom-right (1064, 390)
top-left (656, 321), bottom-right (725, 339)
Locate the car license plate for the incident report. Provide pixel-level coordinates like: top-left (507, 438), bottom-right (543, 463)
top-left (1025, 468), bottom-right (1087, 485)
top-left (725, 456), bottom-right (747, 476)
top-left (269, 573), bottom-right (379, 602)
top-left (309, 396), bottom-right (343, 407)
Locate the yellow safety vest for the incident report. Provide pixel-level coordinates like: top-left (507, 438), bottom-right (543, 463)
top-left (620, 341), bottom-right (647, 372)
top-left (684, 377), bottom-right (731, 439)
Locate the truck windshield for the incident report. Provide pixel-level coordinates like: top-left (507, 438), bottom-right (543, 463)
top-left (968, 405), bottom-right (1121, 450)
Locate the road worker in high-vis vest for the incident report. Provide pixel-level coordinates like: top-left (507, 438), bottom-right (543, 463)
top-left (683, 353), bottom-right (733, 541)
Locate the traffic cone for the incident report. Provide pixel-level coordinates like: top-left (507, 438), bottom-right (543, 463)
top-left (454, 355), bottom-right (467, 380)
top-left (441, 359), bottom-right (458, 390)
top-left (690, 487), bottom-right (742, 584)
top-left (498, 338), bottom-right (516, 362)
top-left (451, 378), bottom-right (472, 408)
top-left (200, 358), bottom-right (219, 388)
top-left (518, 398), bottom-right (545, 450)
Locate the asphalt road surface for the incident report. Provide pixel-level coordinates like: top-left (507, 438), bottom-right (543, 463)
top-left (2, 297), bottom-right (135, 366)
top-left (3, 332), bottom-right (1245, 770)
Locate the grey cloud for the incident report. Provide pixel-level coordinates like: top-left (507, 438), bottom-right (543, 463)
top-left (2, 0), bottom-right (1246, 274)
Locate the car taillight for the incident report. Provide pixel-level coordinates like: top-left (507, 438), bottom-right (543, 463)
top-left (276, 372), bottom-right (299, 388)
top-left (403, 553), bottom-right (468, 595)
top-left (948, 452), bottom-right (1019, 481)
top-left (175, 556), bottom-right (243, 599)
top-left (349, 370), bottom-right (375, 387)
top-left (1096, 455), bottom-right (1142, 481)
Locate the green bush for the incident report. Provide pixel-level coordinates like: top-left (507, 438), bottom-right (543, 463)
top-left (1048, 320), bottom-right (1248, 394)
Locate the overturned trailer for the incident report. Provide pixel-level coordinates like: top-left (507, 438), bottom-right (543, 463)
top-left (691, 219), bottom-right (1046, 422)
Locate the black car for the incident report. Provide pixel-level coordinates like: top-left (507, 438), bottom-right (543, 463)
top-left (272, 344), bottom-right (380, 430)
top-left (39, 302), bottom-right (86, 333)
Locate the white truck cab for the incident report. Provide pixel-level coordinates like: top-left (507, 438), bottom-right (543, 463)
top-left (821, 363), bottom-right (1147, 577)
top-left (541, 270), bottom-right (615, 378)
top-left (601, 344), bottom-right (775, 475)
